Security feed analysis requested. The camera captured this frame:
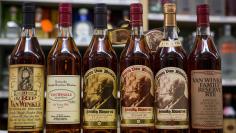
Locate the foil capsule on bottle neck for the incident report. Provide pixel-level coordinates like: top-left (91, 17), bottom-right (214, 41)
top-left (163, 3), bottom-right (176, 27)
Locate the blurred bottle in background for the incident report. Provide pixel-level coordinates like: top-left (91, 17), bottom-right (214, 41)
top-left (50, 8), bottom-right (59, 38)
top-left (218, 25), bottom-right (236, 81)
top-left (73, 8), bottom-right (93, 45)
top-left (5, 6), bottom-right (20, 38)
top-left (207, 0), bottom-right (225, 16)
top-left (223, 93), bottom-right (236, 133)
top-left (149, 0), bottom-right (162, 13)
top-left (35, 7), bottom-right (45, 38)
top-left (226, 0), bottom-right (236, 16)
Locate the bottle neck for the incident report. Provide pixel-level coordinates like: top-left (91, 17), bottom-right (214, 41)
top-left (132, 26), bottom-right (144, 38)
top-left (163, 26), bottom-right (178, 40)
top-left (58, 26), bottom-right (72, 37)
top-left (80, 15), bottom-right (87, 21)
top-left (196, 26), bottom-right (210, 36)
top-left (94, 28), bottom-right (107, 37)
top-left (21, 27), bottom-right (35, 37)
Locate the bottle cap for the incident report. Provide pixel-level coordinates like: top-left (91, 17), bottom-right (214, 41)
top-left (59, 3), bottom-right (72, 27)
top-left (22, 2), bottom-right (35, 28)
top-left (197, 4), bottom-right (209, 26)
top-left (163, 3), bottom-right (176, 14)
top-left (130, 3), bottom-right (143, 27)
top-left (163, 3), bottom-right (176, 26)
top-left (94, 3), bottom-right (107, 29)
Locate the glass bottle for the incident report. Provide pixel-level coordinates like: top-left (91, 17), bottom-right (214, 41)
top-left (218, 25), bottom-right (236, 81)
top-left (46, 3), bottom-right (81, 133)
top-left (5, 6), bottom-right (20, 38)
top-left (8, 3), bottom-right (45, 133)
top-left (223, 93), bottom-right (236, 133)
top-left (120, 3), bottom-right (154, 133)
top-left (73, 8), bottom-right (93, 45)
top-left (188, 4), bottom-right (223, 133)
top-left (153, 3), bottom-right (189, 133)
top-left (82, 3), bottom-right (117, 133)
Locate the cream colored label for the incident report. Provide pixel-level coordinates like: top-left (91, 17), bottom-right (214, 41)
top-left (159, 40), bottom-right (181, 47)
top-left (8, 64), bottom-right (44, 131)
top-left (83, 67), bottom-right (117, 129)
top-left (191, 70), bottom-right (223, 129)
top-left (155, 67), bottom-right (188, 129)
top-left (84, 109), bottom-right (116, 129)
top-left (46, 75), bottom-right (80, 124)
top-left (224, 119), bottom-right (236, 133)
top-left (120, 65), bottom-right (154, 127)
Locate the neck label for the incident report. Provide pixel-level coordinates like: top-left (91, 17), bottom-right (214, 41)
top-left (159, 40), bottom-right (181, 48)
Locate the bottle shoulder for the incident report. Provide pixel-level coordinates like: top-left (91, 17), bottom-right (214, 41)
top-left (188, 36), bottom-right (220, 61)
top-left (10, 37), bottom-right (45, 65)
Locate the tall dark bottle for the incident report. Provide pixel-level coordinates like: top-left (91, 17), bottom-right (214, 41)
top-left (188, 4), bottom-right (223, 133)
top-left (120, 3), bottom-right (154, 133)
top-left (82, 4), bottom-right (118, 133)
top-left (46, 3), bottom-right (81, 133)
top-left (153, 3), bottom-right (189, 133)
top-left (8, 3), bottom-right (45, 133)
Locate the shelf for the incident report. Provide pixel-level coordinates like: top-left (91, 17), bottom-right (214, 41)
top-left (0, 90), bottom-right (8, 99)
top-left (1, 0), bottom-right (139, 6)
top-left (0, 38), bottom-right (125, 48)
top-left (148, 13), bottom-right (236, 24)
top-left (222, 79), bottom-right (236, 87)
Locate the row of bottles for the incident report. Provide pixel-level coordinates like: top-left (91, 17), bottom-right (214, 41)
top-left (2, 5), bottom-right (119, 42)
top-left (8, 2), bottom-right (223, 133)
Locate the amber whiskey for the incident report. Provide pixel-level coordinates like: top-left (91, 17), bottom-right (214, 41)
top-left (46, 3), bottom-right (81, 133)
top-left (8, 3), bottom-right (45, 133)
top-left (120, 3), bottom-right (154, 133)
top-left (153, 3), bottom-right (189, 133)
top-left (188, 4), bottom-right (223, 133)
top-left (82, 4), bottom-right (117, 133)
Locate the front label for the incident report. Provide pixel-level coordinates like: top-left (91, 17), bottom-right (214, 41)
top-left (83, 67), bottom-right (117, 129)
top-left (8, 65), bottom-right (44, 131)
top-left (155, 67), bottom-right (188, 129)
top-left (159, 40), bottom-right (181, 47)
top-left (191, 70), bottom-right (223, 129)
top-left (46, 75), bottom-right (80, 124)
top-left (120, 65), bottom-right (154, 127)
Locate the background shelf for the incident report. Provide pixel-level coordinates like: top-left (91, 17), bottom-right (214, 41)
top-left (1, 0), bottom-right (140, 5)
top-left (149, 13), bottom-right (236, 24)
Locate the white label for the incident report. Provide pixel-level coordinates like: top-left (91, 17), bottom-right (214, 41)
top-left (46, 75), bottom-right (80, 124)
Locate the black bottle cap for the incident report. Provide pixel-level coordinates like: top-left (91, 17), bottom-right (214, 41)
top-left (94, 3), bottom-right (107, 29)
top-left (22, 2), bottom-right (35, 28)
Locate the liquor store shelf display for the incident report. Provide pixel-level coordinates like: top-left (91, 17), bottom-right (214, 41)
top-left (0, 2), bottom-right (227, 133)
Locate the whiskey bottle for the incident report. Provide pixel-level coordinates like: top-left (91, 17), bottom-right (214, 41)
top-left (153, 3), bottom-right (189, 133)
top-left (120, 3), bottom-right (154, 133)
top-left (46, 3), bottom-right (81, 133)
top-left (188, 4), bottom-right (223, 133)
top-left (8, 3), bottom-right (45, 133)
top-left (82, 3), bottom-right (118, 133)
